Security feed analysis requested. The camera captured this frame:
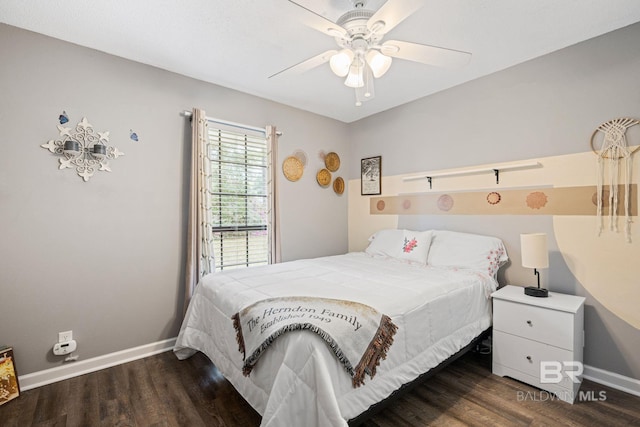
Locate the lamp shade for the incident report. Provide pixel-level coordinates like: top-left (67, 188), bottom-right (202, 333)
top-left (520, 233), bottom-right (549, 269)
top-left (365, 49), bottom-right (392, 78)
top-left (344, 59), bottom-right (364, 88)
top-left (329, 49), bottom-right (354, 77)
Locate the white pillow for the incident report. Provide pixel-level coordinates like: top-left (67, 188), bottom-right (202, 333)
top-left (365, 229), bottom-right (433, 265)
top-left (427, 230), bottom-right (508, 276)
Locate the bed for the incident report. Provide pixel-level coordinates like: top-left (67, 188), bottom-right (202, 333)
top-left (174, 229), bottom-right (508, 426)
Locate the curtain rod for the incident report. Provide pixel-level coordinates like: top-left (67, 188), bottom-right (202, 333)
top-left (181, 110), bottom-right (282, 136)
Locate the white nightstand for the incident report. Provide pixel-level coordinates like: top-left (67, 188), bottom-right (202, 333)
top-left (491, 285), bottom-right (585, 403)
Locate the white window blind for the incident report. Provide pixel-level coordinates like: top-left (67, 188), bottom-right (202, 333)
top-left (207, 124), bottom-right (269, 271)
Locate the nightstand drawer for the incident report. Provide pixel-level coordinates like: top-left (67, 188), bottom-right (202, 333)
top-left (493, 331), bottom-right (576, 390)
top-left (493, 299), bottom-right (574, 349)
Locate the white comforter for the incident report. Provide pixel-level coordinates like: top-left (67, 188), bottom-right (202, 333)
top-left (174, 252), bottom-right (496, 427)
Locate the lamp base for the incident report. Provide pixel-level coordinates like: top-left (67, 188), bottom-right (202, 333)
top-left (524, 286), bottom-right (548, 297)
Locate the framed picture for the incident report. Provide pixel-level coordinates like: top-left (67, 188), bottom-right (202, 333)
top-left (0, 347), bottom-right (20, 405)
top-left (361, 156), bottom-right (381, 195)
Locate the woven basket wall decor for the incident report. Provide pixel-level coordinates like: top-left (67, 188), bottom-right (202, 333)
top-left (316, 168), bottom-right (331, 187)
top-left (282, 156), bottom-right (303, 182)
top-left (324, 152), bottom-right (340, 172)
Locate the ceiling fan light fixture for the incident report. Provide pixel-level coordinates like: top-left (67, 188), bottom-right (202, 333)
top-left (344, 59), bottom-right (364, 88)
top-left (280, 0), bottom-right (471, 108)
top-left (329, 49), bottom-right (354, 77)
top-left (365, 49), bottom-right (392, 78)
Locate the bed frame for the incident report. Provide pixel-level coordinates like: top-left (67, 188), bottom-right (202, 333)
top-left (347, 327), bottom-right (492, 426)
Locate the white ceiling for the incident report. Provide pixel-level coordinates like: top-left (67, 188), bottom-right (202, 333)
top-left (2, 0), bottom-right (640, 123)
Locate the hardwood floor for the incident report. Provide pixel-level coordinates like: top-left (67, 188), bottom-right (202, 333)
top-left (2, 349), bottom-right (639, 426)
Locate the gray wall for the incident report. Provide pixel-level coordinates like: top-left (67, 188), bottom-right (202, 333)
top-left (0, 24), bottom-right (349, 375)
top-left (349, 22), bottom-right (640, 379)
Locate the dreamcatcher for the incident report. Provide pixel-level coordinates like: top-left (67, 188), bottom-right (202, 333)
top-left (591, 117), bottom-right (639, 242)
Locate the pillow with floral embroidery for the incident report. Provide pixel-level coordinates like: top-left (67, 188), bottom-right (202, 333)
top-left (427, 230), bottom-right (508, 277)
top-left (365, 229), bottom-right (433, 265)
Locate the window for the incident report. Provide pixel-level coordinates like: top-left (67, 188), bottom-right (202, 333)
top-left (207, 124), bottom-right (269, 271)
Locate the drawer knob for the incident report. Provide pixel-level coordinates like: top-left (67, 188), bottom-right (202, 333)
top-left (526, 320), bottom-right (532, 326)
top-left (526, 356), bottom-right (532, 362)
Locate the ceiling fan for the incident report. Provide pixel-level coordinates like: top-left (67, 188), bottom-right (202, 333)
top-left (271, 0), bottom-right (472, 106)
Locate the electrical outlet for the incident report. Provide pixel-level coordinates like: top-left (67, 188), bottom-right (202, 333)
top-left (58, 330), bottom-right (73, 343)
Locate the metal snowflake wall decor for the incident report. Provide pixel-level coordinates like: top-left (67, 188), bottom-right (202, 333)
top-left (41, 116), bottom-right (124, 182)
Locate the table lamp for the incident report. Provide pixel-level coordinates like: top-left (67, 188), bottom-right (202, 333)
top-left (521, 233), bottom-right (549, 297)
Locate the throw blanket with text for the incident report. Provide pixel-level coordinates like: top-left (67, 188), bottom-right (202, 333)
top-left (232, 296), bottom-right (398, 387)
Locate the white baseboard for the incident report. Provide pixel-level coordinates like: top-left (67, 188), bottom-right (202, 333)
top-left (18, 337), bottom-right (177, 391)
top-left (583, 364), bottom-right (640, 397)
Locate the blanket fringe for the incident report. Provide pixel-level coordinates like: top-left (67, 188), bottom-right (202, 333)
top-left (241, 323), bottom-right (356, 378)
top-left (352, 315), bottom-right (398, 388)
top-left (231, 313), bottom-right (246, 360)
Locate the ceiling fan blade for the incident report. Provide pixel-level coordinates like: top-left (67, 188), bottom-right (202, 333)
top-left (382, 40), bottom-right (471, 68)
top-left (268, 50), bottom-right (337, 79)
top-left (367, 0), bottom-right (424, 35)
top-left (287, 1), bottom-right (348, 38)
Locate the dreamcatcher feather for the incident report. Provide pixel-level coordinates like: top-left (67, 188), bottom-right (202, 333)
top-left (592, 118), bottom-right (639, 243)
